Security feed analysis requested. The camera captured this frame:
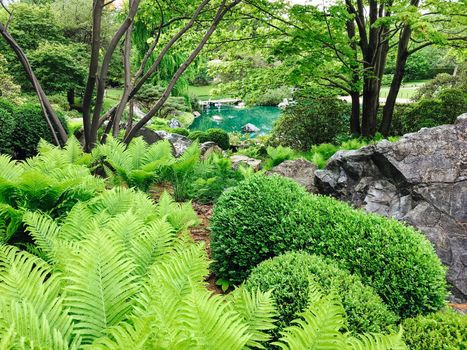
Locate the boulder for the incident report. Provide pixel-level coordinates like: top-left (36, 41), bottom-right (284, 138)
top-left (242, 123), bottom-right (260, 133)
top-left (267, 159), bottom-right (318, 193)
top-left (200, 141), bottom-right (223, 158)
top-left (168, 118), bottom-right (182, 128)
top-left (315, 114), bottom-right (467, 302)
top-left (193, 111), bottom-right (201, 118)
top-left (134, 128), bottom-right (192, 158)
top-left (230, 155), bottom-right (262, 171)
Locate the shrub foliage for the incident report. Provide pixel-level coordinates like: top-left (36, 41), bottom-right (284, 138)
top-left (210, 175), bottom-right (447, 318)
top-left (245, 252), bottom-right (398, 337)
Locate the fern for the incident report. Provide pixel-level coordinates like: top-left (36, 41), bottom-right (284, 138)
top-left (274, 288), bottom-right (407, 350)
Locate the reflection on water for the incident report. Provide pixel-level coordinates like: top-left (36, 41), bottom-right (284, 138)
top-left (189, 105), bottom-right (282, 136)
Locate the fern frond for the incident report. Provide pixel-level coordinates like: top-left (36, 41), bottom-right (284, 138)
top-left (156, 191), bottom-right (200, 231)
top-left (63, 231), bottom-right (138, 344)
top-left (0, 245), bottom-right (75, 348)
top-left (348, 329), bottom-right (407, 350)
top-left (228, 287), bottom-right (277, 348)
top-left (273, 289), bottom-right (347, 350)
top-left (0, 155), bottom-right (22, 181)
top-left (23, 211), bottom-right (61, 263)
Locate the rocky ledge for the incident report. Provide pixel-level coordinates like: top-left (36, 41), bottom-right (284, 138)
top-left (315, 114), bottom-right (467, 302)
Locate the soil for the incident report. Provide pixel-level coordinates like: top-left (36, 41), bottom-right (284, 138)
top-left (190, 202), bottom-right (224, 295)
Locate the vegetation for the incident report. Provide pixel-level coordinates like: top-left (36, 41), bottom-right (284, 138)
top-left (245, 252), bottom-right (398, 337)
top-left (188, 128), bottom-right (230, 150)
top-left (398, 309), bottom-right (467, 350)
top-left (210, 175), bottom-right (447, 317)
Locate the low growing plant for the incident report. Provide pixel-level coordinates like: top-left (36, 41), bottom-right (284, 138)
top-left (210, 175), bottom-right (447, 318)
top-left (245, 252), bottom-right (398, 338)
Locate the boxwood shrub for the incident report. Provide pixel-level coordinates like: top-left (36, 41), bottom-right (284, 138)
top-left (245, 252), bottom-right (398, 338)
top-left (188, 128), bottom-right (230, 150)
top-left (399, 309), bottom-right (466, 349)
top-left (210, 175), bottom-right (447, 318)
top-left (0, 99), bottom-right (16, 155)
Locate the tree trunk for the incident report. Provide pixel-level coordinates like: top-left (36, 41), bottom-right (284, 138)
top-left (380, 26), bottom-right (412, 136)
top-left (350, 91), bottom-right (360, 134)
top-left (361, 71), bottom-right (379, 136)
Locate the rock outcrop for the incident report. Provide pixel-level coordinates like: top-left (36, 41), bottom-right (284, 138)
top-left (134, 128), bottom-right (192, 157)
top-left (242, 123), bottom-right (260, 133)
top-left (315, 114), bottom-right (467, 302)
top-left (230, 155), bottom-right (262, 171)
top-left (267, 159), bottom-right (318, 193)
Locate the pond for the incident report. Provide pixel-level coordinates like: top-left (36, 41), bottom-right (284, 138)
top-left (189, 105), bottom-right (282, 136)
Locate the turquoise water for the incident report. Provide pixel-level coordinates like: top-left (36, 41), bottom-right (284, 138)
top-left (189, 105), bottom-right (282, 135)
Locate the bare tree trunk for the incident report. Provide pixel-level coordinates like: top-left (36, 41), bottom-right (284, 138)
top-left (82, 0), bottom-right (104, 151)
top-left (124, 0), bottom-right (241, 143)
top-left (0, 23), bottom-right (68, 146)
top-left (380, 27), bottom-right (411, 135)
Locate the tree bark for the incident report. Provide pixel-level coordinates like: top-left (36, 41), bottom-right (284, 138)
top-left (124, 0), bottom-right (241, 143)
top-left (0, 23), bottom-right (67, 146)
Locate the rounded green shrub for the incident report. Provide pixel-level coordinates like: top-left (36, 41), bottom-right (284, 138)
top-left (0, 99), bottom-right (16, 155)
top-left (11, 103), bottom-right (68, 159)
top-left (399, 309), bottom-right (466, 350)
top-left (171, 128), bottom-right (190, 137)
top-left (245, 252), bottom-right (398, 337)
top-left (205, 128), bottom-right (230, 150)
top-left (210, 175), bottom-right (447, 318)
top-left (188, 128), bottom-right (230, 150)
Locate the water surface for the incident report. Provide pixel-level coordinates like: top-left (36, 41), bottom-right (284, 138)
top-left (190, 105), bottom-right (282, 135)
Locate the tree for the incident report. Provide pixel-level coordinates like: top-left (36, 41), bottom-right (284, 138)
top-left (0, 0), bottom-right (242, 151)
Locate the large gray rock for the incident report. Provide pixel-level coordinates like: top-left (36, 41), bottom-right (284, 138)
top-left (230, 155), bottom-right (262, 171)
top-left (267, 159), bottom-right (318, 193)
top-left (168, 118), bottom-right (182, 128)
top-left (315, 114), bottom-right (467, 302)
top-left (242, 123), bottom-right (260, 133)
top-left (134, 128), bottom-right (192, 158)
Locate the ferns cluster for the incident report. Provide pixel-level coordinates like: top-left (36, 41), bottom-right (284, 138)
top-left (0, 138), bottom-right (103, 243)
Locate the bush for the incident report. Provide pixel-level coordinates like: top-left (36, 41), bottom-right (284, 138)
top-left (245, 252), bottom-right (398, 338)
top-left (9, 103), bottom-right (68, 159)
top-left (210, 175), bottom-right (447, 318)
top-left (188, 128), bottom-right (230, 150)
top-left (0, 99), bottom-right (16, 155)
top-left (269, 97), bottom-right (350, 151)
top-left (171, 127), bottom-right (190, 136)
top-left (264, 146), bottom-right (296, 170)
top-left (254, 87), bottom-right (290, 106)
top-left (399, 309), bottom-right (466, 350)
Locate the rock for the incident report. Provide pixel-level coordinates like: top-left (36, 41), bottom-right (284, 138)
top-left (168, 118), bottom-right (182, 128)
top-left (315, 114), bottom-right (467, 302)
top-left (212, 115), bottom-right (223, 121)
top-left (134, 128), bottom-right (192, 158)
top-left (266, 159), bottom-right (318, 193)
top-left (242, 123), bottom-right (260, 133)
top-left (200, 142), bottom-right (223, 158)
top-left (230, 155), bottom-right (262, 171)
top-left (193, 111), bottom-right (201, 118)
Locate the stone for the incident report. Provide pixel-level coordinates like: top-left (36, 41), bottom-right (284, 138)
top-left (193, 111), bottom-right (201, 118)
top-left (200, 141), bottom-right (223, 158)
top-left (315, 114), bottom-right (467, 302)
top-left (242, 123), bottom-right (260, 133)
top-left (168, 118), bottom-right (182, 128)
top-left (134, 128), bottom-right (192, 158)
top-left (266, 159), bottom-right (318, 193)
top-left (230, 155), bottom-right (262, 171)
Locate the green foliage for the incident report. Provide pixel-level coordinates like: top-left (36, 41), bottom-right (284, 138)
top-left (269, 97), bottom-right (350, 151)
top-left (398, 309), bottom-right (467, 350)
top-left (264, 146), bottom-right (296, 170)
top-left (171, 127), bottom-right (190, 136)
top-left (27, 42), bottom-right (88, 95)
top-left (210, 175), bottom-right (447, 318)
top-left (1, 102), bottom-right (68, 159)
top-left (393, 88), bottom-right (466, 134)
top-left (0, 100), bottom-right (16, 155)
top-left (0, 187), bottom-right (277, 349)
top-left (0, 139), bottom-right (104, 244)
top-left (92, 137), bottom-right (175, 192)
top-left (273, 287), bottom-right (406, 350)
top-left (245, 252), bottom-right (398, 339)
top-left (135, 84), bottom-right (191, 117)
top-left (254, 87), bottom-right (291, 106)
top-left (189, 128), bottom-right (230, 150)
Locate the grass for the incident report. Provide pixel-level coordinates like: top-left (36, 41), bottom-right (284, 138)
top-left (380, 80), bottom-right (427, 100)
top-left (188, 85), bottom-right (229, 100)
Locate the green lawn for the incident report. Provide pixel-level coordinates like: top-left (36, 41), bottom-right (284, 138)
top-left (380, 81), bottom-right (427, 100)
top-left (188, 85), bottom-right (229, 100)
